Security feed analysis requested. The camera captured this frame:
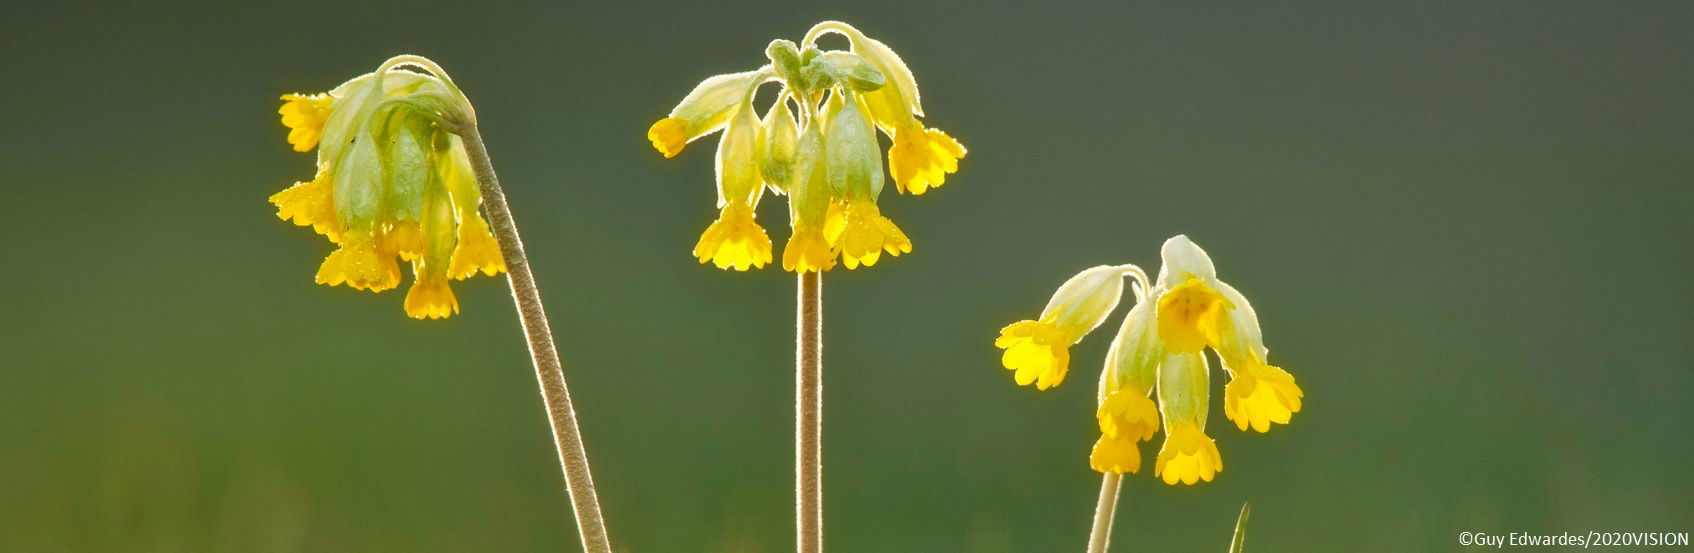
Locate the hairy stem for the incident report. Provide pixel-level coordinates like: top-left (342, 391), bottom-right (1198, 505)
top-left (1087, 473), bottom-right (1122, 553)
top-left (461, 127), bottom-right (612, 553)
top-left (797, 271), bottom-right (823, 553)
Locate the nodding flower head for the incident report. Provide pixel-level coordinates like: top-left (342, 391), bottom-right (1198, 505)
top-left (648, 21), bottom-right (964, 273)
top-left (269, 55), bottom-right (504, 320)
top-left (1000, 236), bottom-right (1304, 484)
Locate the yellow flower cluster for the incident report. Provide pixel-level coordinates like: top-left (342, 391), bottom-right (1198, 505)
top-left (269, 57), bottom-right (504, 319)
top-left (996, 236), bottom-right (1304, 485)
top-left (647, 21), bottom-right (965, 273)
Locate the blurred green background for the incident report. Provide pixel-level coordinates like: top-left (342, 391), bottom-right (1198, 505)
top-left (3, 2), bottom-right (1691, 551)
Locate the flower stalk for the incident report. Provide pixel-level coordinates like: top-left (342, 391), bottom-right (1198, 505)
top-left (796, 271), bottom-right (823, 553)
top-left (1087, 473), bottom-right (1122, 553)
top-left (459, 128), bottom-right (612, 553)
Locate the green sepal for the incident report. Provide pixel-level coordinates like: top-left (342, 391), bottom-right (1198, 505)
top-left (758, 96), bottom-right (799, 195)
top-left (823, 91), bottom-right (883, 199)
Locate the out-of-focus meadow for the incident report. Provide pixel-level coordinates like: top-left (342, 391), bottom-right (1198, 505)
top-left (1, 2), bottom-right (1690, 551)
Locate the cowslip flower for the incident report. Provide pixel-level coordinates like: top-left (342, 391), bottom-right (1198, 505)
top-left (647, 21), bottom-right (963, 272)
top-left (270, 57), bottom-right (504, 319)
top-left (995, 265), bottom-right (1138, 390)
top-left (999, 235), bottom-right (1303, 486)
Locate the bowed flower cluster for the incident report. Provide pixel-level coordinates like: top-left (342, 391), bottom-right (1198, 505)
top-left (995, 236), bottom-right (1304, 485)
top-left (269, 56), bottom-right (505, 319)
top-left (647, 21), bottom-right (966, 272)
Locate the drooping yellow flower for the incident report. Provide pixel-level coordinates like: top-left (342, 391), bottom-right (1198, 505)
top-left (696, 202), bottom-right (774, 270)
top-left (782, 228), bottom-right (834, 273)
top-left (826, 200), bottom-right (910, 269)
top-left (646, 70), bottom-right (766, 160)
top-left (450, 215), bottom-right (505, 279)
top-left (996, 265), bottom-right (1137, 390)
top-left (781, 118), bottom-right (835, 273)
top-left (1157, 278), bottom-right (1234, 353)
top-left (1090, 389), bottom-right (1160, 473)
top-left (1154, 422), bottom-right (1224, 485)
top-left (1223, 358), bottom-right (1303, 433)
top-left (403, 175), bottom-right (461, 320)
top-left (278, 93), bottom-right (333, 152)
top-left (887, 126), bottom-right (966, 195)
top-left (647, 117), bottom-right (690, 158)
top-left (315, 232), bottom-right (399, 291)
top-left (1153, 350), bottom-right (1223, 485)
top-left (650, 22), bottom-right (961, 273)
top-left (404, 274), bottom-right (459, 319)
top-left (996, 319), bottom-right (1074, 390)
top-left (270, 56), bottom-right (505, 319)
top-left (269, 172), bottom-right (341, 241)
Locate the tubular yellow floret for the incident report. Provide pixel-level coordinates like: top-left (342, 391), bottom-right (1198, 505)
top-left (449, 214), bottom-right (505, 279)
top-left (403, 274), bottom-right (460, 319)
top-left (888, 125), bottom-right (966, 195)
top-left (1154, 422), bottom-right (1223, 485)
top-left (996, 319), bottom-right (1073, 390)
top-left (315, 234), bottom-right (400, 292)
top-left (827, 200), bottom-right (911, 269)
top-left (1090, 433), bottom-right (1142, 474)
top-left (278, 93), bottom-right (333, 153)
top-left (695, 202), bottom-right (774, 271)
top-left (1224, 359), bottom-right (1304, 433)
top-left (647, 117), bottom-right (690, 158)
top-left (382, 221), bottom-right (425, 262)
top-left (1156, 278), bottom-right (1233, 353)
top-left (782, 228), bottom-right (835, 273)
top-left (268, 172), bottom-right (341, 242)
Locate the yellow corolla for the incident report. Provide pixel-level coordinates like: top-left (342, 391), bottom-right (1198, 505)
top-left (696, 203), bottom-right (774, 270)
top-left (1223, 357), bottom-right (1304, 433)
top-left (278, 93), bottom-right (333, 152)
top-left (269, 56), bottom-right (505, 319)
top-left (826, 200), bottom-right (911, 269)
top-left (1090, 389), bottom-right (1160, 473)
top-left (1154, 422), bottom-right (1224, 485)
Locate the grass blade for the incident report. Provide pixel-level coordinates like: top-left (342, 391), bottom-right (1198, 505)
top-left (1228, 502), bottom-right (1251, 553)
